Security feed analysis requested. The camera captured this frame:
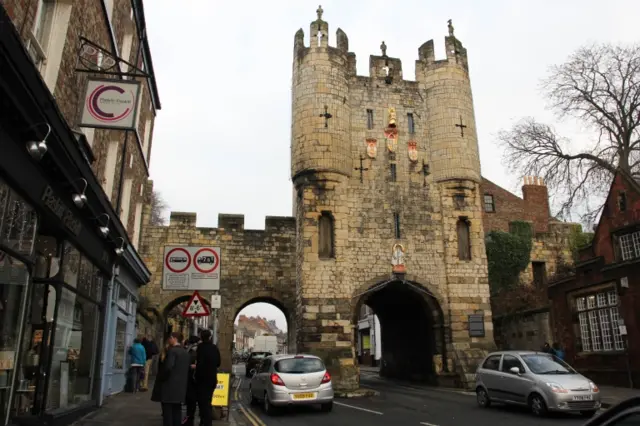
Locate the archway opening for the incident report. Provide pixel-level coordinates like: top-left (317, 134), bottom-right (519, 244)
top-left (162, 295), bottom-right (212, 341)
top-left (355, 280), bottom-right (444, 384)
top-left (233, 297), bottom-right (290, 360)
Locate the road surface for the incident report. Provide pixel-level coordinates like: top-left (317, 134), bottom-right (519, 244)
top-left (231, 364), bottom-right (597, 426)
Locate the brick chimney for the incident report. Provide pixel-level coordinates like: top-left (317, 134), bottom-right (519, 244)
top-left (521, 176), bottom-right (550, 233)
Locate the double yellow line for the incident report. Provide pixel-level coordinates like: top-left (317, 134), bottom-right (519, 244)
top-left (234, 377), bottom-right (266, 426)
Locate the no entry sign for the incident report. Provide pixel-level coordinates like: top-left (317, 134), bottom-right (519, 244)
top-left (162, 246), bottom-right (221, 291)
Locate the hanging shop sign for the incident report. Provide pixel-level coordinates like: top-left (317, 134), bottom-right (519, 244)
top-left (79, 78), bottom-right (142, 130)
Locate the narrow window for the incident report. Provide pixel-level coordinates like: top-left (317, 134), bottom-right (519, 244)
top-left (454, 194), bottom-right (465, 210)
top-left (483, 194), bottom-right (495, 212)
top-left (407, 113), bottom-right (415, 134)
top-left (318, 211), bottom-right (334, 259)
top-left (394, 213), bottom-right (401, 239)
top-left (390, 164), bottom-right (396, 182)
top-left (532, 262), bottom-right (546, 288)
top-left (457, 217), bottom-right (471, 260)
top-left (366, 109), bottom-right (374, 129)
top-left (618, 191), bottom-right (627, 212)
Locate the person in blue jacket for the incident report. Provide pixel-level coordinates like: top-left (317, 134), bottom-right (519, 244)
top-left (552, 342), bottom-right (565, 360)
top-left (129, 337), bottom-right (147, 393)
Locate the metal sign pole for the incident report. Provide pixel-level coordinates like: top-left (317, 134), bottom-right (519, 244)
top-left (212, 309), bottom-right (218, 345)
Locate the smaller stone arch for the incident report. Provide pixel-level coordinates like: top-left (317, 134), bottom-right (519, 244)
top-left (352, 275), bottom-right (448, 382)
top-left (217, 288), bottom-right (296, 372)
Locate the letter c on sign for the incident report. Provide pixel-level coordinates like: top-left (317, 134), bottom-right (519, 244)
top-left (92, 85), bottom-right (125, 118)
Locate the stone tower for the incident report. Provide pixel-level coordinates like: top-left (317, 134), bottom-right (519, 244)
top-left (291, 7), bottom-right (494, 390)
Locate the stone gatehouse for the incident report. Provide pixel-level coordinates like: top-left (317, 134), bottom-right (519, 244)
top-left (139, 8), bottom-right (499, 390)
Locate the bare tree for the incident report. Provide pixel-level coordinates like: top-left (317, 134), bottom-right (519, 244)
top-left (150, 190), bottom-right (169, 226)
top-left (498, 43), bottom-right (640, 225)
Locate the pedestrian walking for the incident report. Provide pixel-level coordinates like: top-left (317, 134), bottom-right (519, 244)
top-left (552, 342), bottom-right (565, 360)
top-left (141, 335), bottom-right (159, 391)
top-left (129, 337), bottom-right (147, 393)
top-left (182, 335), bottom-right (200, 426)
top-left (541, 342), bottom-right (552, 353)
top-left (153, 332), bottom-right (190, 426)
top-left (151, 340), bottom-right (172, 417)
top-left (195, 329), bottom-right (221, 426)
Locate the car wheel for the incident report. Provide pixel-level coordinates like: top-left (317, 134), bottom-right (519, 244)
top-left (580, 410), bottom-right (597, 418)
top-left (264, 392), bottom-right (276, 416)
top-left (476, 388), bottom-right (491, 408)
top-left (249, 386), bottom-right (259, 405)
top-left (320, 402), bottom-right (333, 413)
top-left (529, 393), bottom-right (548, 417)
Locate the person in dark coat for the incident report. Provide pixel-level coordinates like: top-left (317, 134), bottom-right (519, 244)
top-left (195, 329), bottom-right (221, 426)
top-left (153, 332), bottom-right (190, 426)
top-left (151, 340), bottom-right (171, 406)
top-left (183, 335), bottom-right (200, 426)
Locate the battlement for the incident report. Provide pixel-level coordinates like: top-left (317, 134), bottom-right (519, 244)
top-left (162, 211), bottom-right (296, 235)
top-left (294, 7), bottom-right (469, 80)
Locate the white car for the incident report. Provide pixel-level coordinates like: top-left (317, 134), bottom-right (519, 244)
top-left (248, 354), bottom-right (334, 415)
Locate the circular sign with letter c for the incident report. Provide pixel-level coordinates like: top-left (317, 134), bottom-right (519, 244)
top-left (193, 248), bottom-right (219, 274)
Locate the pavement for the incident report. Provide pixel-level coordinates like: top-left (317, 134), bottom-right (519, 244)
top-left (232, 364), bottom-right (623, 426)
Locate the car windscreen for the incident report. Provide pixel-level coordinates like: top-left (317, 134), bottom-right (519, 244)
top-left (274, 357), bottom-right (325, 374)
top-left (521, 353), bottom-right (577, 374)
top-left (249, 352), bottom-right (271, 360)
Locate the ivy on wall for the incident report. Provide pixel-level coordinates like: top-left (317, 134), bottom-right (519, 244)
top-left (568, 224), bottom-right (594, 263)
top-left (486, 221), bottom-right (533, 294)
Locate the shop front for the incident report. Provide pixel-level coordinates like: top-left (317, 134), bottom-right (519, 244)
top-left (101, 252), bottom-right (150, 399)
top-left (0, 5), bottom-right (145, 425)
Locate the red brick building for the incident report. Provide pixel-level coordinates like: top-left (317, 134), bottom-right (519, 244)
top-left (548, 172), bottom-right (640, 388)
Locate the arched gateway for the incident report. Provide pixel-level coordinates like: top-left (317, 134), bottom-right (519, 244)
top-left (140, 8), bottom-right (499, 391)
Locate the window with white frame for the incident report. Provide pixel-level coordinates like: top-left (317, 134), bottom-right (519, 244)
top-left (575, 289), bottom-right (624, 352)
top-left (120, 178), bottom-right (133, 227)
top-left (619, 230), bottom-right (640, 261)
top-left (28, 0), bottom-right (56, 69)
top-left (142, 119), bottom-right (152, 161)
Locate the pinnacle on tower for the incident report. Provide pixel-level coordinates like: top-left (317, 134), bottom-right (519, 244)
top-left (316, 5), bottom-right (323, 21)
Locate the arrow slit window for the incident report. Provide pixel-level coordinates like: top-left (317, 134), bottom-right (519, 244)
top-left (457, 217), bottom-right (471, 260)
top-left (318, 211), bottom-right (334, 259)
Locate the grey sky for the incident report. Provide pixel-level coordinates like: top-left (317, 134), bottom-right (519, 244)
top-left (143, 0), bottom-right (638, 323)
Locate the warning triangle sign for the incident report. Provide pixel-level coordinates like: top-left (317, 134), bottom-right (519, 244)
top-left (182, 291), bottom-right (210, 318)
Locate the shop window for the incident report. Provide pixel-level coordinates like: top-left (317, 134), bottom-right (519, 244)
top-left (619, 230), bottom-right (640, 261)
top-left (574, 289), bottom-right (624, 352)
top-left (0, 252), bottom-right (31, 421)
top-left (117, 286), bottom-right (130, 311)
top-left (457, 217), bottom-right (471, 260)
top-left (483, 194), bottom-right (495, 212)
top-left (0, 180), bottom-right (38, 256)
top-left (318, 212), bottom-right (334, 259)
top-left (46, 288), bottom-right (99, 410)
top-left (61, 243), bottom-right (102, 302)
top-left (113, 318), bottom-right (127, 370)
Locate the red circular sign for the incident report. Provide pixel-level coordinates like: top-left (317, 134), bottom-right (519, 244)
top-left (193, 248), bottom-right (219, 274)
top-left (165, 248), bottom-right (191, 273)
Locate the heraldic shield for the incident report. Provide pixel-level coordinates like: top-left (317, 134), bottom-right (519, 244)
top-left (408, 141), bottom-right (418, 162)
top-left (366, 138), bottom-right (377, 158)
top-left (385, 128), bottom-right (398, 152)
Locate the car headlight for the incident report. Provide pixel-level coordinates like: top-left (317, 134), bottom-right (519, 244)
top-left (545, 382), bottom-right (568, 393)
top-left (589, 381), bottom-right (599, 393)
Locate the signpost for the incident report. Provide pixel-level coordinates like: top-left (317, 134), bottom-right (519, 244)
top-left (182, 291), bottom-right (210, 318)
top-left (162, 246), bottom-right (221, 291)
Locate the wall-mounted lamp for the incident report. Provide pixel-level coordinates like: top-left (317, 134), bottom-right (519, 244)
top-left (114, 237), bottom-right (125, 256)
top-left (25, 123), bottom-right (52, 161)
top-left (94, 213), bottom-right (110, 238)
top-left (71, 178), bottom-right (88, 209)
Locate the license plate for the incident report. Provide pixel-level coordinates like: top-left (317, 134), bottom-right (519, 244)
top-left (573, 395), bottom-right (593, 401)
top-left (293, 393), bottom-right (316, 400)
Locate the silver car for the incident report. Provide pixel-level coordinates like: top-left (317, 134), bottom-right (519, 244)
top-left (248, 354), bottom-right (334, 415)
top-left (475, 350), bottom-right (601, 418)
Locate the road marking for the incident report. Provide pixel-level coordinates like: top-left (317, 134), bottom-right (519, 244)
top-left (238, 404), bottom-right (261, 426)
top-left (334, 401), bottom-right (383, 415)
top-left (420, 423), bottom-right (439, 426)
top-left (242, 404), bottom-right (266, 426)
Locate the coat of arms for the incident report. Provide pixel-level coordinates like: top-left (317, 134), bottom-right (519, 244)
top-left (407, 141), bottom-right (418, 162)
top-left (385, 128), bottom-right (398, 153)
top-left (391, 243), bottom-right (406, 274)
top-left (366, 139), bottom-right (377, 158)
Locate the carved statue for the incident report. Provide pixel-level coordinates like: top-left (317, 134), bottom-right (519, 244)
top-left (316, 5), bottom-right (323, 20)
top-left (380, 41), bottom-right (387, 57)
top-left (448, 19), bottom-right (454, 37)
top-left (387, 107), bottom-right (397, 128)
top-left (391, 244), bottom-right (405, 266)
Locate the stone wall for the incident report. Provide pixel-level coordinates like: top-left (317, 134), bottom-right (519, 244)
top-left (138, 210), bottom-right (298, 371)
top-left (494, 308), bottom-right (551, 351)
